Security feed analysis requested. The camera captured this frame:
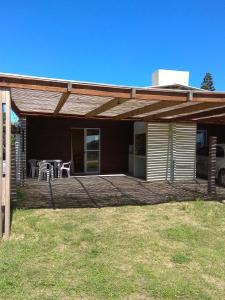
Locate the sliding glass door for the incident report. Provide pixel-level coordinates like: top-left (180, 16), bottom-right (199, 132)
top-left (71, 128), bottom-right (100, 174)
top-left (85, 129), bottom-right (100, 173)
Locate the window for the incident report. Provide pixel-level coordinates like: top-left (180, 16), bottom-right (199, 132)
top-left (197, 130), bottom-right (207, 148)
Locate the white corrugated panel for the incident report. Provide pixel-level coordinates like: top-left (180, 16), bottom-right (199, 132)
top-left (173, 123), bottom-right (197, 181)
top-left (146, 122), bottom-right (173, 181)
top-left (146, 122), bottom-right (196, 182)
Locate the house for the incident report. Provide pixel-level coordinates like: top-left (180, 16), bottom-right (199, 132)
top-left (1, 69), bottom-right (225, 238)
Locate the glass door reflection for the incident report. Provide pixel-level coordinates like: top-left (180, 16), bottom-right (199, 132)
top-left (85, 129), bottom-right (100, 173)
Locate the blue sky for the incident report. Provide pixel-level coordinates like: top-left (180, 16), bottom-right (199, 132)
top-left (1, 0), bottom-right (225, 90)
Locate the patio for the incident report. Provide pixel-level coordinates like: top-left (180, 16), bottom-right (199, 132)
top-left (15, 175), bottom-right (225, 209)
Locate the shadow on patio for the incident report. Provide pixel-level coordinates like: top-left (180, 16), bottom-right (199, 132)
top-left (14, 175), bottom-right (225, 209)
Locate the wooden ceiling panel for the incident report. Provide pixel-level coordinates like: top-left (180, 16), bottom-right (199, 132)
top-left (60, 94), bottom-right (113, 115)
top-left (135, 102), bottom-right (193, 118)
top-left (11, 88), bottom-right (62, 113)
top-left (193, 112), bottom-right (225, 121)
top-left (86, 97), bottom-right (130, 117)
top-left (166, 104), bottom-right (225, 121)
top-left (145, 102), bottom-right (225, 120)
top-left (99, 99), bottom-right (158, 117)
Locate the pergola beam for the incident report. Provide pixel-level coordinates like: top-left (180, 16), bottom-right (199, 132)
top-left (19, 111), bottom-right (141, 120)
top-left (0, 81), bottom-right (67, 93)
top-left (145, 102), bottom-right (225, 120)
top-left (115, 101), bottom-right (182, 119)
top-left (0, 81), bottom-right (190, 102)
top-left (86, 97), bottom-right (130, 117)
top-left (54, 82), bottom-right (72, 115)
top-left (86, 88), bottom-right (136, 117)
top-left (193, 112), bottom-right (225, 121)
top-left (3, 80), bottom-right (225, 104)
top-left (173, 105), bottom-right (225, 122)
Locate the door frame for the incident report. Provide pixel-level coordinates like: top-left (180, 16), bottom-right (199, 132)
top-left (70, 127), bottom-right (101, 174)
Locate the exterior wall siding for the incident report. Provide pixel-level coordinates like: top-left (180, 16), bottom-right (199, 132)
top-left (146, 122), bottom-right (196, 182)
top-left (173, 123), bottom-right (197, 181)
top-left (146, 123), bottom-right (172, 181)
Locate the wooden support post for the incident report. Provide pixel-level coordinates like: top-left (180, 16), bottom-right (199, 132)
top-left (4, 89), bottom-right (11, 239)
top-left (208, 136), bottom-right (217, 195)
top-left (0, 91), bottom-right (3, 238)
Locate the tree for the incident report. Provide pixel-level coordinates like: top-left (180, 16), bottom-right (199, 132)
top-left (200, 72), bottom-right (215, 91)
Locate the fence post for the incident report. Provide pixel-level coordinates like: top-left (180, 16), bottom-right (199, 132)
top-left (208, 136), bottom-right (217, 195)
top-left (4, 89), bottom-right (11, 239)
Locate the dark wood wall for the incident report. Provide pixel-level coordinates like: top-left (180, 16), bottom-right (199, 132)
top-left (198, 124), bottom-right (225, 144)
top-left (26, 116), bottom-right (133, 174)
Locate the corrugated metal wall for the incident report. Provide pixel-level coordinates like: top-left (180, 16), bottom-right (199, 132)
top-left (146, 123), bottom-right (172, 181)
top-left (146, 122), bottom-right (196, 181)
top-left (173, 123), bottom-right (197, 181)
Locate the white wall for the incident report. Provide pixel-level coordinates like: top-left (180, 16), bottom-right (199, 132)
top-left (152, 69), bottom-right (189, 86)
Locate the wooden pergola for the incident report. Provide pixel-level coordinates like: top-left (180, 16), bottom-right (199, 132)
top-left (1, 73), bottom-right (225, 122)
top-left (1, 72), bottom-right (225, 238)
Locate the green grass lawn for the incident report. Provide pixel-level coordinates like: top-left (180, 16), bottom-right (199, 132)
top-left (1, 201), bottom-right (225, 300)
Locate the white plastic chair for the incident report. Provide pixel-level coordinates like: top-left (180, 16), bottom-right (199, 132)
top-left (28, 159), bottom-right (38, 178)
top-left (53, 160), bottom-right (62, 178)
top-left (38, 161), bottom-right (54, 182)
top-left (59, 161), bottom-right (71, 178)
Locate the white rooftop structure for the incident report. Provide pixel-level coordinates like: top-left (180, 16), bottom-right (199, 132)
top-left (152, 69), bottom-right (190, 86)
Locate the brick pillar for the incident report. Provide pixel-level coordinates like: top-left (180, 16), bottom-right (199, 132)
top-left (208, 136), bottom-right (217, 195)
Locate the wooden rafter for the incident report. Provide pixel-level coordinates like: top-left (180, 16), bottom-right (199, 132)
top-left (86, 88), bottom-right (136, 117)
top-left (198, 116), bottom-right (225, 124)
top-left (144, 102), bottom-right (225, 120)
top-left (173, 105), bottom-right (225, 122)
top-left (86, 97), bottom-right (130, 117)
top-left (193, 112), bottom-right (225, 121)
top-left (197, 116), bottom-right (225, 122)
top-left (115, 101), bottom-right (182, 119)
top-left (54, 83), bottom-right (72, 115)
